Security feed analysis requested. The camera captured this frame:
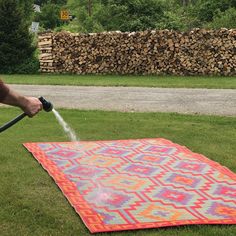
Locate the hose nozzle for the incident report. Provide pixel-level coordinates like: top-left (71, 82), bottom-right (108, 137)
top-left (39, 96), bottom-right (53, 112)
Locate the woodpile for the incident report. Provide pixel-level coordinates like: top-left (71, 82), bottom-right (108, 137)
top-left (38, 32), bottom-right (55, 73)
top-left (38, 29), bottom-right (236, 75)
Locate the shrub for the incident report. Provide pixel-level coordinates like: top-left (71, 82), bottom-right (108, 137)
top-left (205, 7), bottom-right (236, 29)
top-left (34, 3), bottom-right (63, 30)
top-left (0, 0), bottom-right (35, 73)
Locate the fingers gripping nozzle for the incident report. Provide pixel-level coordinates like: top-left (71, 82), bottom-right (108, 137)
top-left (39, 96), bottom-right (53, 112)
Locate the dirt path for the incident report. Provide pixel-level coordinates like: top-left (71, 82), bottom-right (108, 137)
top-left (4, 85), bottom-right (236, 116)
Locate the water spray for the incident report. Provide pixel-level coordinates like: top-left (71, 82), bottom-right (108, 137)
top-left (1, 95), bottom-right (104, 198)
top-left (0, 96), bottom-right (53, 133)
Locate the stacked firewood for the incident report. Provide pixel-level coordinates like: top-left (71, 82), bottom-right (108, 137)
top-left (38, 32), bottom-right (55, 73)
top-left (38, 29), bottom-right (236, 75)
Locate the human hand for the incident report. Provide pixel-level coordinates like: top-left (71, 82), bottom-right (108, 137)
top-left (21, 97), bottom-right (43, 117)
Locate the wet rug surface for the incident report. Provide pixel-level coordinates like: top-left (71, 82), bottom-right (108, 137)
top-left (24, 138), bottom-right (236, 233)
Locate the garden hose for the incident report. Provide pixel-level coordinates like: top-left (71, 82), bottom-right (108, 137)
top-left (0, 96), bottom-right (53, 133)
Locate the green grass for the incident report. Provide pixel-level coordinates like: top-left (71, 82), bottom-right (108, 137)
top-left (1, 74), bottom-right (236, 89)
top-left (0, 108), bottom-right (235, 236)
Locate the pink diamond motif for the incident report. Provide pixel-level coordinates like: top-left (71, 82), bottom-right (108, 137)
top-left (50, 150), bottom-right (78, 158)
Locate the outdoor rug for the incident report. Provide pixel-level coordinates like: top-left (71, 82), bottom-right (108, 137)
top-left (24, 138), bottom-right (236, 233)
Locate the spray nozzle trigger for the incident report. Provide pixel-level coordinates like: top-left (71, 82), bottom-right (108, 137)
top-left (39, 96), bottom-right (53, 112)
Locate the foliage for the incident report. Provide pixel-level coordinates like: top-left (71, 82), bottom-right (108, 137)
top-left (33, 0), bottom-right (67, 31)
top-left (10, 56), bottom-right (40, 74)
top-left (63, 0), bottom-right (172, 32)
top-left (34, 0), bottom-right (67, 5)
top-left (195, 0), bottom-right (233, 22)
top-left (186, 0), bottom-right (236, 28)
top-left (35, 3), bottom-right (63, 29)
top-left (19, 0), bottom-right (34, 22)
top-left (96, 0), bottom-right (167, 32)
top-left (157, 9), bottom-right (186, 30)
top-left (0, 0), bottom-right (35, 73)
top-left (59, 0), bottom-right (236, 32)
top-left (62, 0), bottom-right (104, 33)
top-left (205, 7), bottom-right (236, 29)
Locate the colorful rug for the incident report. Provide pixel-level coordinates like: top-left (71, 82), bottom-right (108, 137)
top-left (23, 138), bottom-right (236, 233)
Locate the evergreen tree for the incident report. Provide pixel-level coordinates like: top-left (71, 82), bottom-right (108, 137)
top-left (0, 0), bottom-right (35, 73)
top-left (19, 0), bottom-right (34, 22)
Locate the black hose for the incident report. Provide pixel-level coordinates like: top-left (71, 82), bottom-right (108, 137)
top-left (0, 113), bottom-right (26, 133)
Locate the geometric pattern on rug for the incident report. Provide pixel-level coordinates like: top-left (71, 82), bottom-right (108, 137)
top-left (23, 138), bottom-right (236, 233)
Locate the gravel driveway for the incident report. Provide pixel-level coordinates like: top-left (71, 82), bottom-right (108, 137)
top-left (4, 85), bottom-right (236, 116)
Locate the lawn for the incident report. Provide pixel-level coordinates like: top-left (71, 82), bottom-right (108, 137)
top-left (0, 108), bottom-right (235, 236)
top-left (1, 74), bottom-right (236, 89)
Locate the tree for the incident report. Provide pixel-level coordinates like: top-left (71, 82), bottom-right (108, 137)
top-left (177, 0), bottom-right (236, 29)
top-left (63, 0), bottom-right (104, 33)
top-left (206, 7), bottom-right (236, 29)
top-left (98, 0), bottom-right (166, 32)
top-left (188, 0), bottom-right (235, 24)
top-left (60, 0), bottom-right (236, 32)
top-left (35, 3), bottom-right (63, 29)
top-left (19, 0), bottom-right (34, 22)
top-left (0, 0), bottom-right (35, 73)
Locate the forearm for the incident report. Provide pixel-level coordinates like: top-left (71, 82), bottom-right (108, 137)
top-left (0, 79), bottom-right (42, 117)
top-left (0, 80), bottom-right (10, 102)
top-left (2, 87), bottom-right (28, 110)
